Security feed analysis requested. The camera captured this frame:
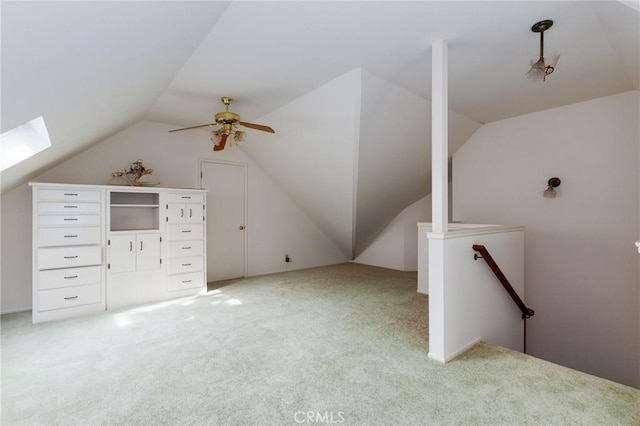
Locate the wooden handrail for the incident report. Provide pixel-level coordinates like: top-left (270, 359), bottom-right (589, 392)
top-left (472, 244), bottom-right (535, 319)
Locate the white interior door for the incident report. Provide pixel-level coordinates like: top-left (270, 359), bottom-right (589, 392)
top-left (200, 161), bottom-right (246, 282)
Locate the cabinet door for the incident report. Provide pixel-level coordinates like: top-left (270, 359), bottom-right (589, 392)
top-left (166, 204), bottom-right (185, 223)
top-left (109, 234), bottom-right (136, 273)
top-left (184, 204), bottom-right (204, 223)
top-left (137, 234), bottom-right (161, 271)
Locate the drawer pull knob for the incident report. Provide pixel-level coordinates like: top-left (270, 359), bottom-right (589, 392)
top-left (64, 275), bottom-right (78, 279)
top-left (63, 193), bottom-right (78, 196)
top-left (181, 230), bottom-right (192, 233)
top-left (182, 247), bottom-right (192, 250)
top-left (182, 280), bottom-right (192, 284)
top-left (64, 296), bottom-right (78, 300)
top-left (63, 218), bottom-right (78, 221)
top-left (64, 235), bottom-right (78, 238)
top-left (181, 263), bottom-right (192, 267)
top-left (63, 255), bottom-right (78, 259)
top-left (63, 205), bottom-right (78, 209)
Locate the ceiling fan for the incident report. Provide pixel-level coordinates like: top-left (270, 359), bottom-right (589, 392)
top-left (169, 97), bottom-right (275, 151)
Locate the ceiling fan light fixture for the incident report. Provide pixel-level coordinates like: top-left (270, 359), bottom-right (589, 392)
top-left (210, 129), bottom-right (222, 145)
top-left (526, 19), bottom-right (559, 82)
top-left (234, 130), bottom-right (246, 144)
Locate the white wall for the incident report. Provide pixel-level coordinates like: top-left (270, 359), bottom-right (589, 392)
top-left (0, 186), bottom-right (33, 312)
top-left (453, 91), bottom-right (640, 388)
top-left (240, 69), bottom-right (362, 259)
top-left (355, 70), bottom-right (481, 257)
top-left (428, 227), bottom-right (526, 362)
top-left (241, 68), bottom-right (481, 261)
top-left (353, 187), bottom-right (455, 272)
top-left (246, 161), bottom-right (349, 276)
top-left (354, 195), bottom-right (431, 271)
top-left (355, 71), bottom-right (432, 257)
top-left (0, 121), bottom-right (348, 313)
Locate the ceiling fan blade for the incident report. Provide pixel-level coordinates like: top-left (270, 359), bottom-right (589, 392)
top-left (213, 133), bottom-right (228, 151)
top-left (239, 121), bottom-right (275, 133)
top-left (169, 123), bottom-right (216, 133)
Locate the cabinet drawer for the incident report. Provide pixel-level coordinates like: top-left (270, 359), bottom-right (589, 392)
top-left (168, 272), bottom-right (204, 292)
top-left (38, 283), bottom-right (101, 312)
top-left (39, 214), bottom-right (101, 227)
top-left (39, 202), bottom-right (102, 214)
top-left (167, 240), bottom-right (204, 258)
top-left (167, 193), bottom-right (204, 204)
top-left (39, 227), bottom-right (101, 247)
top-left (38, 265), bottom-right (102, 290)
top-left (167, 224), bottom-right (203, 241)
top-left (168, 256), bottom-right (203, 274)
top-left (38, 246), bottom-right (102, 270)
top-left (38, 189), bottom-right (102, 202)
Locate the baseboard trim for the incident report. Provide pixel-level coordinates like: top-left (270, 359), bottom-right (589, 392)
top-left (428, 352), bottom-right (446, 363)
top-left (1, 306), bottom-right (31, 315)
top-left (446, 338), bottom-right (482, 362)
top-left (429, 338), bottom-right (482, 364)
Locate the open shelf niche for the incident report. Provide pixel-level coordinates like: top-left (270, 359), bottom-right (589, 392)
top-left (109, 191), bottom-right (160, 231)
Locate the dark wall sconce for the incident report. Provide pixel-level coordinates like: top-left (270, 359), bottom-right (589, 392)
top-left (543, 177), bottom-right (561, 198)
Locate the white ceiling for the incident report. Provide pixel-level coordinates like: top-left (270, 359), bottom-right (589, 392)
top-left (146, 0), bottom-right (639, 127)
top-left (1, 1), bottom-right (638, 255)
top-left (1, 1), bottom-right (232, 193)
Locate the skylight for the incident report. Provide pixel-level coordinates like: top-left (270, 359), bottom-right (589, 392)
top-left (0, 116), bottom-right (52, 172)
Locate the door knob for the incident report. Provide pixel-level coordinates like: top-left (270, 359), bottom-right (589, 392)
top-left (239, 225), bottom-right (245, 230)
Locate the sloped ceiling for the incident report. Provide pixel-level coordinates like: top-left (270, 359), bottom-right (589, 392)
top-left (237, 69), bottom-right (362, 258)
top-left (1, 1), bottom-right (231, 193)
top-left (2, 1), bottom-right (638, 257)
top-left (354, 70), bottom-right (481, 257)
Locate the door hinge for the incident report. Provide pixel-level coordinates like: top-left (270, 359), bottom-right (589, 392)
top-left (160, 236), bottom-right (162, 243)
top-left (200, 171), bottom-right (203, 178)
top-left (160, 258), bottom-right (162, 264)
top-left (108, 264), bottom-right (110, 269)
top-left (108, 240), bottom-right (110, 246)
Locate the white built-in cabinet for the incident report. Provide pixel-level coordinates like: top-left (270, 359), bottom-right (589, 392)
top-left (108, 233), bottom-right (161, 273)
top-left (165, 193), bottom-right (206, 292)
top-left (31, 187), bottom-right (105, 322)
top-left (30, 182), bottom-right (207, 322)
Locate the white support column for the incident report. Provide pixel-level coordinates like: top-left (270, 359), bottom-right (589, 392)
top-left (432, 40), bottom-right (448, 233)
top-left (428, 39), bottom-right (449, 363)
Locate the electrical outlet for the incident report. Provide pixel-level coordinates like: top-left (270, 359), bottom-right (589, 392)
top-left (285, 254), bottom-right (290, 263)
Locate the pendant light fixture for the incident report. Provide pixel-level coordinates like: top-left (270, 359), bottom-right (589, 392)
top-left (526, 20), bottom-right (560, 82)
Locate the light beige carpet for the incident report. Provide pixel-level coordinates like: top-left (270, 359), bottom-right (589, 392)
top-left (2, 263), bottom-right (638, 425)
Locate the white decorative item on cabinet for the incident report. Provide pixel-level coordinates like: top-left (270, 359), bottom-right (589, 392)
top-left (31, 185), bottom-right (106, 322)
top-left (30, 183), bottom-right (207, 322)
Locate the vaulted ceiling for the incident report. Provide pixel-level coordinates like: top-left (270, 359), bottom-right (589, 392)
top-left (2, 1), bottom-right (638, 257)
